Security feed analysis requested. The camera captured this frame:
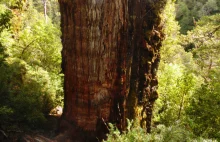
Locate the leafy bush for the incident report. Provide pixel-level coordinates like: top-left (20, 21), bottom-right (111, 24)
top-left (0, 58), bottom-right (57, 128)
top-left (186, 69), bottom-right (220, 140)
top-left (182, 14), bottom-right (220, 140)
top-left (0, 1), bottom-right (63, 130)
top-left (154, 0), bottom-right (202, 126)
top-left (104, 120), bottom-right (217, 142)
top-left (0, 106), bottom-right (13, 124)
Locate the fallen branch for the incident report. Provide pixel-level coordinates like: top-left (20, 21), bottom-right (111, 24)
top-left (0, 129), bottom-right (8, 138)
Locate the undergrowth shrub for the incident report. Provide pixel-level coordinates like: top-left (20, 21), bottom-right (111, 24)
top-left (0, 58), bottom-right (59, 129)
top-left (186, 72), bottom-right (220, 140)
top-left (104, 119), bottom-right (217, 142)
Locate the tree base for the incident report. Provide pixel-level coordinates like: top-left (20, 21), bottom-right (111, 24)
top-left (56, 118), bottom-right (108, 142)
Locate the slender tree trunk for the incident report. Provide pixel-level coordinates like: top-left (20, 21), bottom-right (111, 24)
top-left (43, 0), bottom-right (47, 23)
top-left (58, 0), bottom-right (167, 141)
top-left (178, 92), bottom-right (185, 120)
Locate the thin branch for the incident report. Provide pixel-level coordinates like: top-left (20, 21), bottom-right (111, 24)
top-left (207, 25), bottom-right (220, 38)
top-left (19, 39), bottom-right (36, 59)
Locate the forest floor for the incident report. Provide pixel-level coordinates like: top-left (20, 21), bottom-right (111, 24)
top-left (0, 115), bottom-right (60, 142)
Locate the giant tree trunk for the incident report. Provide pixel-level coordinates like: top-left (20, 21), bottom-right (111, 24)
top-left (58, 0), bottom-right (128, 141)
top-left (58, 0), bottom-right (167, 141)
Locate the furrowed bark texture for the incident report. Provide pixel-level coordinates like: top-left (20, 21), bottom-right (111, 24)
top-left (58, 0), bottom-right (167, 141)
top-left (126, 0), bottom-right (142, 120)
top-left (127, 1), bottom-right (167, 133)
top-left (138, 1), bottom-right (166, 133)
top-left (59, 0), bottom-right (128, 141)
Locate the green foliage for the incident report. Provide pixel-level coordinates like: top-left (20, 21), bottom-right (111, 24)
top-left (157, 1), bottom-right (220, 139)
top-left (175, 1), bottom-right (192, 34)
top-left (0, 0), bottom-right (62, 129)
top-left (0, 0), bottom-right (26, 9)
top-left (105, 120), bottom-right (148, 142)
top-left (175, 0), bottom-right (220, 34)
top-left (187, 76), bottom-right (220, 140)
top-left (0, 5), bottom-right (13, 33)
top-left (0, 58), bottom-right (57, 128)
top-left (0, 106), bottom-right (13, 124)
top-left (8, 7), bottom-right (62, 72)
top-left (155, 1), bottom-right (220, 140)
top-left (155, 65), bottom-right (200, 125)
top-left (183, 14), bottom-right (220, 140)
top-left (182, 14), bottom-right (220, 82)
top-left (105, 120), bottom-right (216, 142)
top-left (154, 0), bottom-right (202, 126)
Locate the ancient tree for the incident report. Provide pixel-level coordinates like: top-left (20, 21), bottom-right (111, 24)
top-left (58, 0), bottom-right (167, 141)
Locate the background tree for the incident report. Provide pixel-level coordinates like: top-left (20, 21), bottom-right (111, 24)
top-left (175, 0), bottom-right (220, 34)
top-left (154, 1), bottom-right (220, 140)
top-left (185, 14), bottom-right (220, 140)
top-left (153, 0), bottom-right (201, 126)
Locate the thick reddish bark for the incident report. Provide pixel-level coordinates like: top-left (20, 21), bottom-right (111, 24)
top-left (58, 0), bottom-right (167, 141)
top-left (59, 0), bottom-right (128, 141)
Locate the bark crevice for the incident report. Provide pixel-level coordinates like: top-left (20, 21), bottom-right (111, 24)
top-left (58, 0), bottom-right (167, 141)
